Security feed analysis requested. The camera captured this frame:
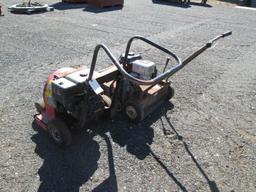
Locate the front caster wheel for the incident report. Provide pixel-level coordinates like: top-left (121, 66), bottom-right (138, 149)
top-left (48, 118), bottom-right (72, 146)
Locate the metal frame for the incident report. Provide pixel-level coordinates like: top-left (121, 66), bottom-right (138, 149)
top-left (88, 36), bottom-right (182, 86)
top-left (87, 31), bottom-right (231, 86)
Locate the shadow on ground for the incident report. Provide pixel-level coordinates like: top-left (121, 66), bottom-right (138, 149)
top-left (152, 0), bottom-right (212, 8)
top-left (31, 101), bottom-right (171, 191)
top-left (83, 5), bottom-right (123, 13)
top-left (218, 0), bottom-right (243, 5)
top-left (31, 101), bottom-right (219, 191)
top-left (50, 2), bottom-right (123, 12)
top-left (92, 133), bottom-right (118, 192)
top-left (152, 0), bottom-right (191, 8)
top-left (51, 2), bottom-right (87, 10)
top-left (154, 113), bottom-right (220, 192)
top-left (31, 121), bottom-right (100, 192)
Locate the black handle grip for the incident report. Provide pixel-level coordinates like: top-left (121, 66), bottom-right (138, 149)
top-left (222, 31), bottom-right (232, 37)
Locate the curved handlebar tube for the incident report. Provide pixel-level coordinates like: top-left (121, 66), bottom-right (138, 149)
top-left (87, 44), bottom-right (160, 85)
top-left (88, 31), bottom-right (232, 86)
top-left (182, 31), bottom-right (232, 66)
top-left (123, 35), bottom-right (181, 69)
top-left (88, 37), bottom-right (182, 86)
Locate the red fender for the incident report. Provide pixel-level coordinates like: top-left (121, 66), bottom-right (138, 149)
top-left (35, 67), bottom-right (79, 130)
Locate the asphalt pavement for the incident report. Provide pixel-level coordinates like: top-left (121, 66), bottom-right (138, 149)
top-left (0, 0), bottom-right (256, 191)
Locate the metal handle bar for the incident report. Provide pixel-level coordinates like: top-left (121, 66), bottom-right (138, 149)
top-left (162, 31), bottom-right (232, 82)
top-left (181, 31), bottom-right (232, 67)
top-left (123, 35), bottom-right (181, 68)
top-left (88, 38), bottom-right (182, 86)
top-left (88, 31), bottom-right (232, 86)
top-left (87, 44), bottom-right (157, 85)
top-left (88, 44), bottom-right (175, 85)
top-left (209, 31), bottom-right (232, 45)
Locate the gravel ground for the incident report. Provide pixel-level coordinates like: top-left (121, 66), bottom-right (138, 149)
top-left (0, 0), bottom-right (256, 192)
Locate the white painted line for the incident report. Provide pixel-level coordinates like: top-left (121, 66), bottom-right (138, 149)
top-left (236, 6), bottom-right (256, 11)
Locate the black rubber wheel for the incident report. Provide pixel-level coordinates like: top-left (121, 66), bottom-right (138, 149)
top-left (35, 98), bottom-right (45, 113)
top-left (125, 100), bottom-right (144, 123)
top-left (48, 118), bottom-right (72, 146)
top-left (166, 86), bottom-right (175, 100)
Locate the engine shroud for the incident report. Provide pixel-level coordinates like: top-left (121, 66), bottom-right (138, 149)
top-left (50, 67), bottom-right (105, 122)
